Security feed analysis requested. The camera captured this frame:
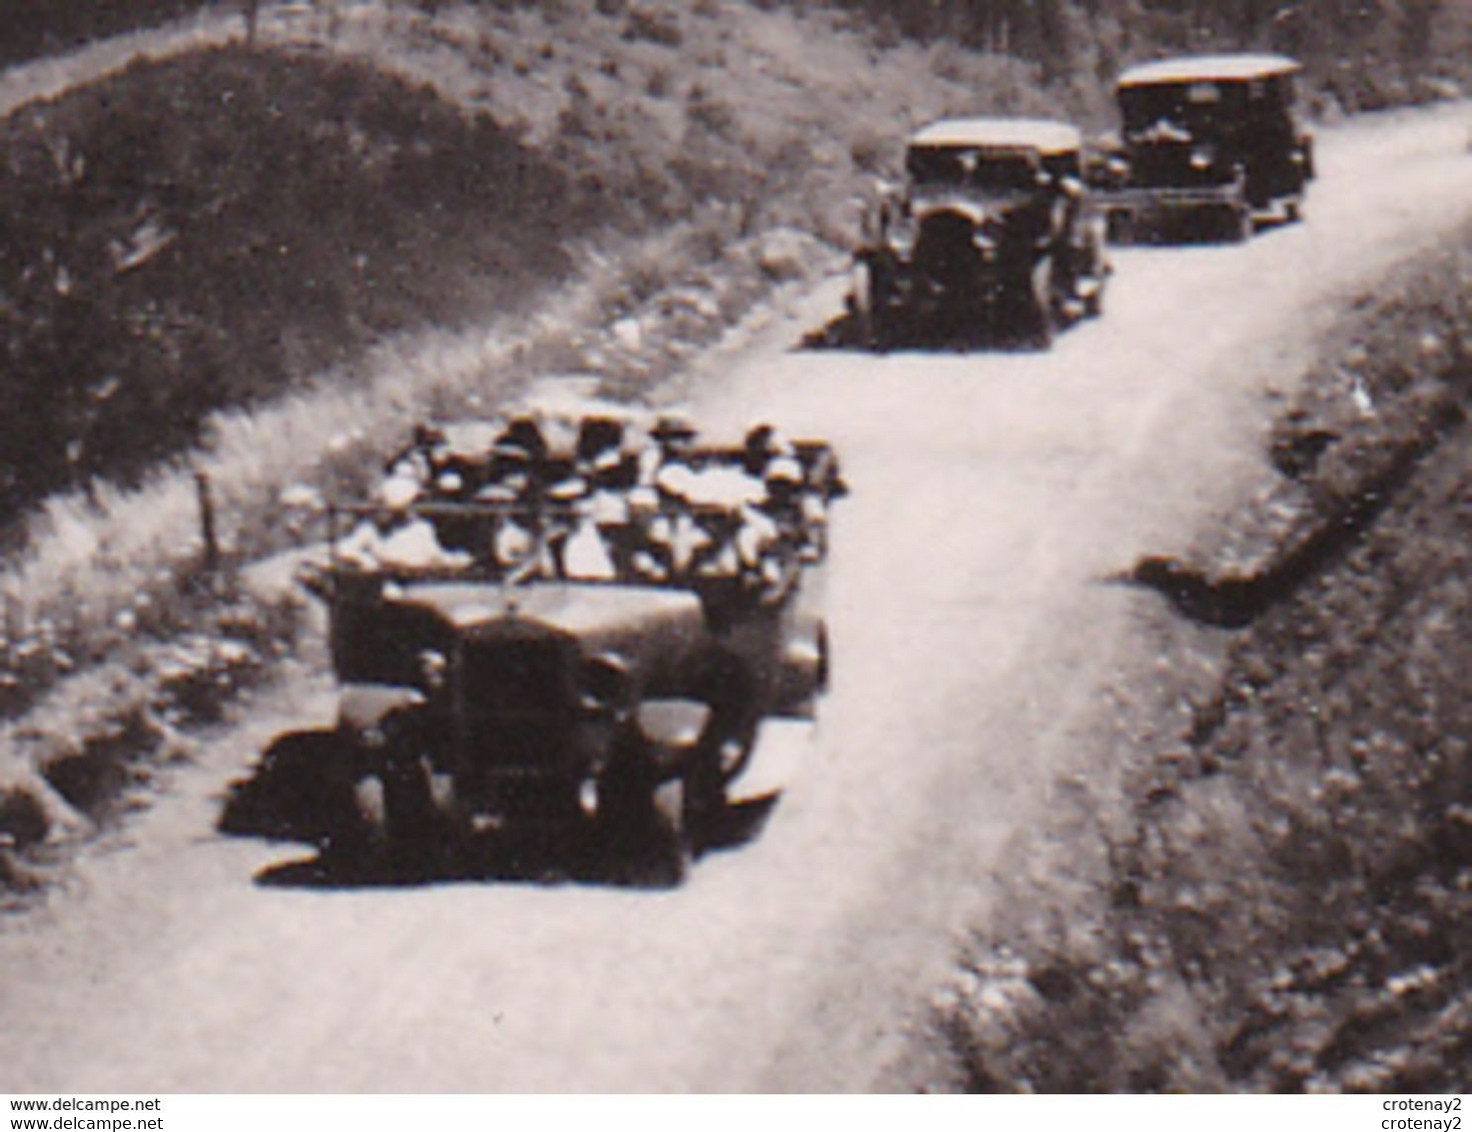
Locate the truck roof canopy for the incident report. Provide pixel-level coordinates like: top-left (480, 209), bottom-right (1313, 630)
top-left (909, 117), bottom-right (1082, 157)
top-left (1117, 54), bottom-right (1301, 89)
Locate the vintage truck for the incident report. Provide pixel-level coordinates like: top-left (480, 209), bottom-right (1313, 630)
top-left (851, 116), bottom-right (1109, 349)
top-left (222, 413), bottom-right (844, 886)
top-left (1099, 54), bottom-right (1314, 241)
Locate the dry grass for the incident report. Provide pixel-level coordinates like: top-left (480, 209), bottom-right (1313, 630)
top-left (0, 41), bottom-right (583, 523)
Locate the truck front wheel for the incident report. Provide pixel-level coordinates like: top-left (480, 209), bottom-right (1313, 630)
top-left (599, 761), bottom-right (692, 888)
top-left (1231, 204), bottom-right (1254, 243)
top-left (1026, 257), bottom-right (1057, 350)
top-left (344, 755), bottom-right (443, 879)
top-left (650, 774), bottom-right (694, 887)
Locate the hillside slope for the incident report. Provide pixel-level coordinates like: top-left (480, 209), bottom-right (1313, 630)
top-left (798, 0), bottom-right (1471, 114)
top-left (0, 43), bottom-right (572, 521)
top-left (939, 226), bottom-right (1472, 1092)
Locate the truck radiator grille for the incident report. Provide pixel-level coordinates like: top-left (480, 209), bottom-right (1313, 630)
top-left (459, 637), bottom-right (568, 716)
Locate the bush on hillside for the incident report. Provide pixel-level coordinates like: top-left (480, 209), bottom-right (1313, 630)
top-left (0, 44), bottom-right (573, 526)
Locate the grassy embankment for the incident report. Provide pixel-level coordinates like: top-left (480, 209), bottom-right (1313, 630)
top-left (934, 223), bottom-right (1472, 1092)
top-left (0, 0), bottom-right (1079, 883)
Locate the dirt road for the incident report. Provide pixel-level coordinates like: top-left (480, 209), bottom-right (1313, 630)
top-left (2, 106), bottom-right (1471, 1094)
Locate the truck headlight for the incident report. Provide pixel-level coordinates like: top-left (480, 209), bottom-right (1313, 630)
top-left (579, 653), bottom-right (632, 717)
top-left (418, 649), bottom-right (448, 691)
top-left (886, 221), bottom-right (916, 256)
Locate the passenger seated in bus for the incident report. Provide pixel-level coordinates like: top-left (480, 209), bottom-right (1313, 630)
top-left (336, 475), bottom-right (472, 574)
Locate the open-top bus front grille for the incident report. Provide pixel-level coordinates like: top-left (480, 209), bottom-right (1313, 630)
top-left (450, 631), bottom-right (579, 786)
top-left (460, 632), bottom-right (571, 717)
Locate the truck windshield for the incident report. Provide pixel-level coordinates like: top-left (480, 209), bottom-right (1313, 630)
top-left (906, 146), bottom-right (1043, 192)
top-left (1118, 81), bottom-right (1252, 139)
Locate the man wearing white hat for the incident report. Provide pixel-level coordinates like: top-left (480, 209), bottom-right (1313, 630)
top-left (336, 473), bottom-right (471, 573)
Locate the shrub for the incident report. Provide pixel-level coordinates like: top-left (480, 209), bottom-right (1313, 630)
top-left (685, 82), bottom-right (738, 139)
top-left (621, 6), bottom-right (682, 47)
top-left (0, 44), bottom-right (574, 526)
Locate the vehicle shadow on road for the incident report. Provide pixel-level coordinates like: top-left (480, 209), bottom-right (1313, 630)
top-left (1110, 211), bottom-right (1300, 246)
top-left (1249, 215), bottom-right (1300, 239)
top-left (245, 797), bottom-right (778, 892)
top-left (797, 309), bottom-right (1055, 353)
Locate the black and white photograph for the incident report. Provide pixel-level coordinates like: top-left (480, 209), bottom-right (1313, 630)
top-left (0, 0), bottom-right (1470, 1100)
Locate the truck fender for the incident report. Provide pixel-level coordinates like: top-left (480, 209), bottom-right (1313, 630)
top-left (636, 699), bottom-right (713, 773)
top-left (774, 614), bottom-right (829, 719)
top-left (337, 683), bottom-right (427, 751)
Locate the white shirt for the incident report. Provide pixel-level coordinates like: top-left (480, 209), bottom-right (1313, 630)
top-left (337, 518), bottom-right (471, 572)
top-left (564, 520), bottom-right (617, 581)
